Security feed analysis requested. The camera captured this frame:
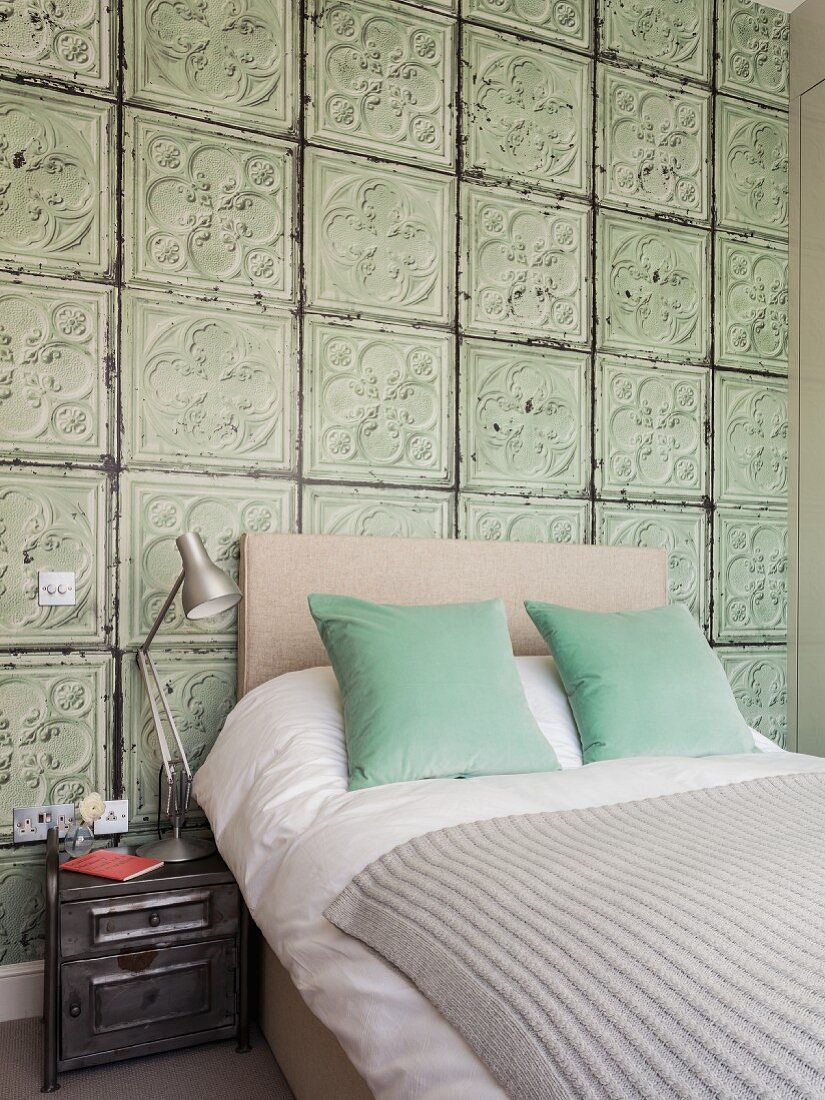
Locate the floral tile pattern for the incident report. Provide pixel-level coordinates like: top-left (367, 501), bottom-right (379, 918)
top-left (0, 851), bottom-right (45, 965)
top-left (460, 494), bottom-right (589, 543)
top-left (464, 26), bottom-right (591, 196)
top-left (717, 0), bottom-right (789, 109)
top-left (461, 338), bottom-right (589, 495)
top-left (0, 654), bottom-right (110, 843)
top-left (597, 501), bottom-right (708, 625)
top-left (119, 471), bottom-right (296, 645)
top-left (123, 290), bottom-right (297, 473)
top-left (0, 0), bottom-right (114, 90)
top-left (719, 646), bottom-right (787, 744)
top-left (303, 484), bottom-right (453, 537)
top-left (306, 149), bottom-right (454, 324)
top-left (714, 507), bottom-right (787, 641)
top-left (124, 109), bottom-right (296, 301)
top-left (124, 648), bottom-right (235, 827)
top-left (598, 212), bottom-right (710, 363)
top-left (596, 357), bottom-right (708, 502)
top-left (0, 275), bottom-right (112, 461)
top-left (0, 467), bottom-right (109, 645)
top-left (601, 0), bottom-right (712, 81)
top-left (0, 0), bottom-right (791, 923)
top-left (304, 317), bottom-right (453, 484)
top-left (307, 0), bottom-right (454, 168)
top-left (463, 0), bottom-right (592, 52)
top-left (0, 85), bottom-right (114, 277)
top-left (125, 0), bottom-right (296, 134)
top-left (716, 96), bottom-right (788, 240)
top-left (597, 66), bottom-right (710, 223)
top-left (715, 234), bottom-right (788, 373)
top-left (461, 184), bottom-right (589, 344)
top-left (715, 373), bottom-right (788, 506)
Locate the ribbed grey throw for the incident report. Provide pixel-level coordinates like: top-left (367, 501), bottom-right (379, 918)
top-left (326, 773), bottom-right (825, 1100)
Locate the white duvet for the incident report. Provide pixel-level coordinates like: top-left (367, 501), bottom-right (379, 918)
top-left (193, 666), bottom-right (825, 1100)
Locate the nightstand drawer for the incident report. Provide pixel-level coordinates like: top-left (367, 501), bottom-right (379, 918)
top-left (60, 939), bottom-right (236, 1060)
top-left (60, 885), bottom-right (239, 958)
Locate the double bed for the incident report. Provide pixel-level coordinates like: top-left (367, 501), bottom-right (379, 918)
top-left (193, 533), bottom-right (825, 1100)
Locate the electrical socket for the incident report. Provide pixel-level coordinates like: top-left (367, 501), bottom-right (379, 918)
top-left (13, 804), bottom-right (75, 844)
top-left (93, 799), bottom-right (129, 836)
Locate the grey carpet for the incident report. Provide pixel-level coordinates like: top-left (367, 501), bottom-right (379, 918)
top-left (3, 1017), bottom-right (295, 1099)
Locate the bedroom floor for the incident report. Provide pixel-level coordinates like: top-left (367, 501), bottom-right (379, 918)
top-left (3, 1018), bottom-right (295, 1099)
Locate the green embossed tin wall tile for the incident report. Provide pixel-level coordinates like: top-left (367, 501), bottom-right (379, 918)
top-left (123, 290), bottom-right (297, 474)
top-left (0, 654), bottom-right (110, 844)
top-left (307, 0), bottom-right (455, 169)
top-left (714, 507), bottom-right (787, 641)
top-left (125, 0), bottom-right (297, 135)
top-left (124, 648), bottom-right (235, 828)
top-left (463, 25), bottom-right (591, 197)
top-left (0, 467), bottom-right (110, 645)
top-left (0, 0), bottom-right (115, 91)
top-left (597, 66), bottom-right (710, 224)
top-left (597, 211), bottom-right (710, 363)
top-left (716, 96), bottom-right (788, 240)
top-left (597, 501), bottom-right (708, 625)
top-left (0, 275), bottom-right (113, 462)
top-left (305, 149), bottom-right (454, 325)
top-left (461, 183), bottom-right (590, 345)
top-left (715, 234), bottom-right (788, 373)
top-left (460, 337), bottom-right (589, 496)
top-left (124, 109), bottom-right (296, 302)
top-left (0, 85), bottom-right (114, 278)
top-left (601, 0), bottom-right (711, 81)
top-left (463, 0), bottom-right (592, 52)
top-left (459, 494), bottom-right (590, 544)
top-left (119, 471), bottom-right (296, 646)
top-left (303, 484), bottom-right (453, 538)
top-left (717, 0), bottom-right (789, 109)
top-left (304, 316), bottom-right (453, 485)
top-left (0, 851), bottom-right (45, 965)
top-left (719, 646), bottom-right (788, 745)
top-left (595, 357), bottom-right (709, 502)
top-left (715, 373), bottom-right (788, 506)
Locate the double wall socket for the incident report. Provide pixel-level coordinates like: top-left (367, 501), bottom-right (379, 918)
top-left (13, 799), bottom-right (130, 843)
top-left (13, 804), bottom-right (75, 844)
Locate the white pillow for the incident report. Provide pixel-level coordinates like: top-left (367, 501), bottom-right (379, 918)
top-left (516, 656), bottom-right (583, 768)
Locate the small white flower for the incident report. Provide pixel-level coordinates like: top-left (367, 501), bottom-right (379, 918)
top-left (78, 791), bottom-right (105, 825)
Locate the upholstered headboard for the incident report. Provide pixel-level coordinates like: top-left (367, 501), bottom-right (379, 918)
top-left (237, 533), bottom-right (668, 697)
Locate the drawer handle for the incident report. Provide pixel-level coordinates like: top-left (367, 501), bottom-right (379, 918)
top-left (69, 1003), bottom-right (81, 1018)
top-left (148, 912), bottom-right (161, 927)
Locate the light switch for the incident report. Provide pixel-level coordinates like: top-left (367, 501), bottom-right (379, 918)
top-left (38, 571), bottom-right (76, 606)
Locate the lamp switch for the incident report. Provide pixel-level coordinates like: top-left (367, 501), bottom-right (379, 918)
top-left (38, 571), bottom-right (76, 606)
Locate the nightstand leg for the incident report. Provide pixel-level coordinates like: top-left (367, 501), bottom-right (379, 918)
top-left (42, 827), bottom-right (60, 1092)
top-left (237, 900), bottom-right (251, 1053)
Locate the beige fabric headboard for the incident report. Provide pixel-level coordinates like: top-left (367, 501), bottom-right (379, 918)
top-left (237, 533), bottom-right (668, 696)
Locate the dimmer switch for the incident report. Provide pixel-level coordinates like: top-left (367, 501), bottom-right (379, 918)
top-left (38, 571), bottom-right (76, 606)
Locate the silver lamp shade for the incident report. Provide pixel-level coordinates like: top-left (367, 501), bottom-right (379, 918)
top-left (177, 532), bottom-right (242, 619)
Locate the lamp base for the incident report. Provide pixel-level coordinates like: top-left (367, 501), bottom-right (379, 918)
top-left (136, 835), bottom-right (215, 862)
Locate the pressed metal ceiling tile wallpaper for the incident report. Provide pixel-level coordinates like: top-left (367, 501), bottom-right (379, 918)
top-left (0, 0), bottom-right (789, 962)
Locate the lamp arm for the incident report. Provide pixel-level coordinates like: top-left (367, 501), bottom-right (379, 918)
top-left (142, 571), bottom-right (183, 652)
top-left (137, 650), bottom-right (177, 808)
top-left (145, 649), bottom-right (194, 784)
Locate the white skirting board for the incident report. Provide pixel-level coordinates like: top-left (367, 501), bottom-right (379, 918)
top-left (0, 961), bottom-right (42, 1022)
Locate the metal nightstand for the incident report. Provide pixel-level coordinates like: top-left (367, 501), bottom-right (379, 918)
top-left (42, 827), bottom-right (250, 1092)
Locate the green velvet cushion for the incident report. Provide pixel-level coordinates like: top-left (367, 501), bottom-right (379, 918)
top-left (524, 602), bottom-right (755, 764)
top-left (308, 594), bottom-right (560, 790)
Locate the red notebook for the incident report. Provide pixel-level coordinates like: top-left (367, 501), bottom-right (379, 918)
top-left (61, 851), bottom-right (163, 881)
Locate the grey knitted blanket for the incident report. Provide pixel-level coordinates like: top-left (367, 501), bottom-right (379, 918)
top-left (326, 772), bottom-right (825, 1100)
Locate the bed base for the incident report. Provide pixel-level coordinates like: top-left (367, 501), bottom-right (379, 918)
top-left (260, 940), bottom-right (373, 1100)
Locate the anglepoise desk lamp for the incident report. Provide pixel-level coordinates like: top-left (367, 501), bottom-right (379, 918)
top-left (136, 531), bottom-right (242, 862)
